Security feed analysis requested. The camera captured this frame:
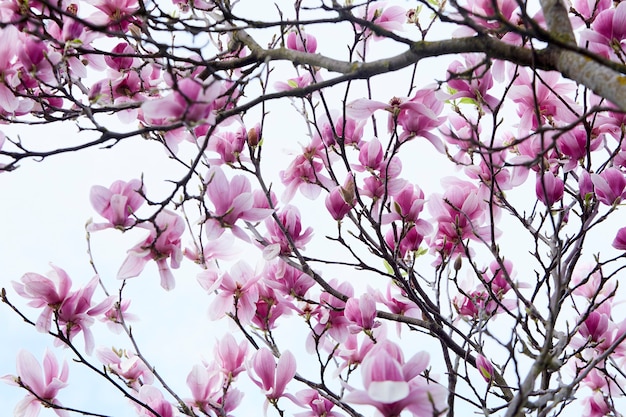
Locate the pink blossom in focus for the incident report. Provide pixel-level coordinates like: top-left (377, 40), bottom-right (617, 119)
top-left (356, 138), bottom-right (384, 172)
top-left (185, 363), bottom-right (222, 414)
top-left (287, 30), bottom-right (317, 53)
top-left (476, 354), bottom-right (494, 382)
top-left (344, 340), bottom-right (444, 417)
top-left (294, 389), bottom-right (345, 417)
top-left (248, 348), bottom-right (297, 400)
top-left (396, 88), bottom-right (446, 151)
top-left (580, 2), bottom-right (626, 61)
top-left (12, 264), bottom-right (73, 333)
top-left (2, 349), bottom-right (69, 417)
top-left (263, 205), bottom-right (313, 258)
top-left (510, 69), bottom-right (578, 131)
top-left (88, 179), bottom-right (145, 231)
top-left (428, 178), bottom-right (493, 259)
top-left (591, 167), bottom-right (626, 206)
top-left (96, 348), bottom-right (153, 390)
top-left (214, 333), bottom-right (248, 380)
top-left (319, 113), bottom-right (364, 147)
top-left (280, 147), bottom-right (332, 201)
top-left (447, 54), bottom-right (499, 110)
top-left (197, 261), bottom-right (261, 324)
top-left (56, 276), bottom-right (115, 354)
top-left (205, 166), bottom-right (274, 241)
top-left (557, 128), bottom-right (603, 172)
top-left (325, 176), bottom-right (356, 221)
top-left (87, 0), bottom-right (140, 32)
top-left (344, 293), bottom-right (380, 333)
top-left (275, 72), bottom-right (315, 92)
top-left (117, 210), bottom-right (185, 290)
top-left (358, 1), bottom-right (406, 38)
top-left (252, 284), bottom-right (292, 331)
top-left (385, 183), bottom-right (426, 223)
top-left (263, 261), bottom-right (315, 298)
top-left (309, 280), bottom-right (354, 345)
top-left (536, 172), bottom-right (564, 207)
top-left (207, 124), bottom-right (247, 164)
top-left (385, 222), bottom-right (432, 259)
top-left (579, 169), bottom-right (594, 201)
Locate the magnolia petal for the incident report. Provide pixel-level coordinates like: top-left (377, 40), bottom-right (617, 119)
top-left (367, 380), bottom-right (410, 403)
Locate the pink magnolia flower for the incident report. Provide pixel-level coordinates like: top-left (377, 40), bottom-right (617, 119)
top-left (205, 166), bottom-right (274, 241)
top-left (557, 128), bottom-right (603, 172)
top-left (344, 340), bottom-right (444, 417)
top-left (373, 284), bottom-right (421, 335)
top-left (2, 349), bottom-right (69, 417)
top-left (88, 179), bottom-right (145, 231)
top-left (358, 1), bottom-right (406, 38)
top-left (344, 293), bottom-right (380, 333)
top-left (117, 210), bottom-right (185, 290)
top-left (87, 0), bottom-right (140, 32)
top-left (579, 169), bottom-right (594, 201)
top-left (275, 72), bottom-right (315, 92)
top-left (197, 261), bottom-right (261, 324)
top-left (308, 280), bottom-right (354, 346)
top-left (142, 77), bottom-right (224, 125)
top-left (509, 69), bottom-right (578, 131)
top-left (571, 0), bottom-right (610, 22)
top-left (96, 348), bottom-right (153, 390)
top-left (287, 30), bottom-right (317, 53)
top-left (613, 227), bottom-right (626, 250)
top-left (454, 290), bottom-right (491, 319)
top-left (325, 186), bottom-right (354, 221)
top-left (215, 333), bottom-right (248, 380)
top-left (325, 176), bottom-right (356, 221)
top-left (56, 276), bottom-right (115, 354)
top-left (318, 113), bottom-right (364, 147)
top-left (580, 2), bottom-right (626, 60)
top-left (263, 261), bottom-right (315, 298)
top-left (280, 148), bottom-right (331, 201)
top-left (347, 88), bottom-right (446, 151)
top-left (579, 311), bottom-right (611, 347)
top-left (207, 124), bottom-right (247, 164)
top-left (428, 178), bottom-right (493, 259)
top-left (134, 385), bottom-right (175, 417)
top-left (12, 264), bottom-right (73, 333)
top-left (355, 138), bottom-right (384, 172)
top-left (385, 183), bottom-right (426, 223)
top-left (335, 332), bottom-right (377, 372)
top-left (248, 348), bottom-right (297, 401)
top-left (447, 54), bottom-right (499, 110)
top-left (100, 298), bottom-right (138, 333)
top-left (485, 259), bottom-right (515, 296)
top-left (581, 392), bottom-right (610, 417)
top-left (591, 167), bottom-right (626, 206)
top-left (294, 389), bottom-right (344, 417)
top-left (476, 354), bottom-right (494, 382)
top-left (185, 363), bottom-right (223, 414)
top-left (536, 172), bottom-right (564, 207)
top-left (263, 205), bottom-right (314, 258)
top-left (252, 284), bottom-right (293, 331)
top-left (385, 222), bottom-right (432, 259)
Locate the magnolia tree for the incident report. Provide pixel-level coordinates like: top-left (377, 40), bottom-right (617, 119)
top-left (2, 0), bottom-right (626, 416)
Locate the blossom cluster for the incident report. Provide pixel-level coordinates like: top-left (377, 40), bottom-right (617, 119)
top-left (3, 0), bottom-right (626, 416)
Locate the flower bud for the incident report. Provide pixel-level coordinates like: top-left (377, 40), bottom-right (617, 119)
top-left (476, 354), bottom-right (494, 382)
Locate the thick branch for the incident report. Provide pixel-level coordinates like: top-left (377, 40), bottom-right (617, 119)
top-left (231, 29), bottom-right (626, 111)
